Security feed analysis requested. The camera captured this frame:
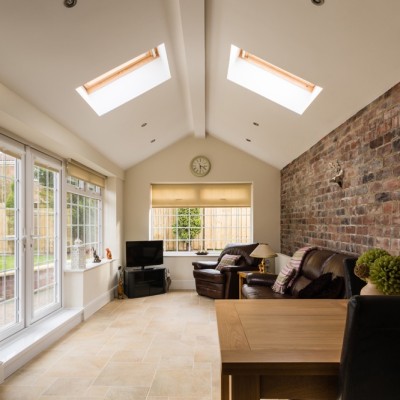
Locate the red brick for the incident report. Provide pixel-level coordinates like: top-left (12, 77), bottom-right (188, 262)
top-left (281, 82), bottom-right (400, 257)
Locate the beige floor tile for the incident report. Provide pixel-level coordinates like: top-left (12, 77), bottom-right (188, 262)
top-left (149, 368), bottom-right (212, 397)
top-left (92, 362), bottom-right (156, 387)
top-left (104, 386), bottom-right (149, 400)
top-left (39, 397), bottom-right (104, 400)
top-left (85, 384), bottom-right (111, 397)
top-left (1, 291), bottom-right (222, 400)
top-left (158, 354), bottom-right (194, 369)
top-left (45, 354), bottom-right (110, 378)
top-left (42, 377), bottom-right (93, 396)
top-left (195, 344), bottom-right (220, 363)
top-left (109, 349), bottom-right (147, 363)
top-left (0, 385), bottom-right (44, 400)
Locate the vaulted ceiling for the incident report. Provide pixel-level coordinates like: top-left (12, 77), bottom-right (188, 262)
top-left (0, 0), bottom-right (399, 171)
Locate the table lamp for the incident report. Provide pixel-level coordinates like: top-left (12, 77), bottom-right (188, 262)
top-left (250, 243), bottom-right (277, 273)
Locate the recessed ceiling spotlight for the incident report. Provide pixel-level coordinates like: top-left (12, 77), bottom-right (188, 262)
top-left (150, 139), bottom-right (156, 143)
top-left (311, 0), bottom-right (325, 5)
top-left (253, 122), bottom-right (259, 127)
top-left (246, 138), bottom-right (252, 142)
top-left (64, 0), bottom-right (77, 8)
top-left (141, 122), bottom-right (148, 128)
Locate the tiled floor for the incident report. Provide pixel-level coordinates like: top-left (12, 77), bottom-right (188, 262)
top-left (0, 291), bottom-right (221, 400)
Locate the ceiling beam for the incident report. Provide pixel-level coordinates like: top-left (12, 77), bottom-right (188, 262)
top-left (178, 0), bottom-right (206, 138)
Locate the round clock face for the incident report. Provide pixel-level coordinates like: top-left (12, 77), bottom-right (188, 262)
top-left (190, 156), bottom-right (211, 177)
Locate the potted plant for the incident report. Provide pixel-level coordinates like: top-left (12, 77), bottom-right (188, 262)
top-left (354, 248), bottom-right (390, 281)
top-left (369, 255), bottom-right (400, 295)
top-left (354, 248), bottom-right (400, 295)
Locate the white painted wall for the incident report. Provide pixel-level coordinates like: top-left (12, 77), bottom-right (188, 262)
top-left (64, 260), bottom-right (119, 319)
top-left (124, 135), bottom-right (281, 289)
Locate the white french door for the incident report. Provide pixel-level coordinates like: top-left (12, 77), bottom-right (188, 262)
top-left (26, 150), bottom-right (61, 323)
top-left (0, 136), bottom-right (24, 341)
top-left (0, 134), bottom-right (62, 340)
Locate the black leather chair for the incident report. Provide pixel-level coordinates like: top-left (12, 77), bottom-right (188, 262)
top-left (339, 295), bottom-right (400, 400)
top-left (343, 258), bottom-right (366, 298)
top-left (192, 243), bottom-right (259, 299)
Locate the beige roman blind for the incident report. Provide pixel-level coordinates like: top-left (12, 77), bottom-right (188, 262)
top-left (67, 159), bottom-right (106, 188)
top-left (0, 133), bottom-right (25, 159)
top-left (151, 183), bottom-right (252, 208)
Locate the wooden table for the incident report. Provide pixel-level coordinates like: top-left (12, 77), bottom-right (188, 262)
top-left (237, 271), bottom-right (253, 299)
top-left (216, 299), bottom-right (348, 400)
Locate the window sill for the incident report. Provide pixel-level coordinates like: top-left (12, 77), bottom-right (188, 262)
top-left (64, 258), bottom-right (116, 272)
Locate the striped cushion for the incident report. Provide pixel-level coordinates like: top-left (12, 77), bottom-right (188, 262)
top-left (215, 254), bottom-right (241, 271)
top-left (272, 246), bottom-right (316, 294)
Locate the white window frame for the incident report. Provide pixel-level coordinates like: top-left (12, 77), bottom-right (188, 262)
top-left (66, 176), bottom-right (103, 266)
top-left (151, 206), bottom-right (253, 255)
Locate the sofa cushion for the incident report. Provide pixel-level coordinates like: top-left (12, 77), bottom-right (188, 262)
top-left (215, 254), bottom-right (241, 271)
top-left (300, 250), bottom-right (338, 281)
top-left (193, 268), bottom-right (226, 284)
top-left (246, 273), bottom-right (278, 287)
top-left (298, 272), bottom-right (345, 299)
top-left (290, 250), bottom-right (336, 296)
top-left (242, 284), bottom-right (293, 299)
top-left (272, 246), bottom-right (316, 294)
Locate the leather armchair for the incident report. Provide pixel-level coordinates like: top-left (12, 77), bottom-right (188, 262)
top-left (192, 243), bottom-right (259, 299)
top-left (339, 295), bottom-right (400, 400)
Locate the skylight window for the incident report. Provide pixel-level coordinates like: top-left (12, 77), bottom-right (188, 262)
top-left (227, 45), bottom-right (322, 115)
top-left (77, 43), bottom-right (171, 116)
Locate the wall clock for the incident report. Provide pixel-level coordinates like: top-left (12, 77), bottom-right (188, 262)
top-left (190, 156), bottom-right (211, 177)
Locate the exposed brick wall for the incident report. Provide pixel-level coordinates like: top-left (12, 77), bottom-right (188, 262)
top-left (281, 83), bottom-right (400, 257)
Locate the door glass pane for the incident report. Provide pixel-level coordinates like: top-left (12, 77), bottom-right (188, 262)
top-left (32, 165), bottom-right (59, 317)
top-left (0, 151), bottom-right (20, 334)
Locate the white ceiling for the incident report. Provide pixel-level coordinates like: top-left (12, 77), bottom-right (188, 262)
top-left (0, 0), bottom-right (399, 171)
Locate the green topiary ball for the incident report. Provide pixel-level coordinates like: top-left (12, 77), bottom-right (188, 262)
top-left (370, 255), bottom-right (400, 295)
top-left (355, 248), bottom-right (390, 280)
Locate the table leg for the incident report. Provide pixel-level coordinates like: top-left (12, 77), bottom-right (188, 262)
top-left (238, 275), bottom-right (244, 299)
top-left (221, 373), bottom-right (229, 400)
top-left (231, 375), bottom-right (260, 400)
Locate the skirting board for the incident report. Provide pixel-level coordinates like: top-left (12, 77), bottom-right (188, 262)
top-left (170, 280), bottom-right (196, 291)
top-left (83, 286), bottom-right (116, 320)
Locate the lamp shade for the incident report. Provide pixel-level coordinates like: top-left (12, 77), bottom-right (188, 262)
top-left (250, 243), bottom-right (277, 259)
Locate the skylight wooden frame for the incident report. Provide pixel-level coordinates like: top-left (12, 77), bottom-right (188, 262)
top-left (83, 48), bottom-right (160, 94)
top-left (239, 49), bottom-right (315, 93)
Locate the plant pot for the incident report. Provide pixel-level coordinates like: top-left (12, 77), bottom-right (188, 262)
top-left (360, 279), bottom-right (383, 295)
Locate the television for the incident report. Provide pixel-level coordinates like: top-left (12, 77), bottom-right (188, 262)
top-left (126, 240), bottom-right (164, 269)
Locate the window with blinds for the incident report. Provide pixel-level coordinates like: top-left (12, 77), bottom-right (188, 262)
top-left (150, 183), bottom-right (252, 253)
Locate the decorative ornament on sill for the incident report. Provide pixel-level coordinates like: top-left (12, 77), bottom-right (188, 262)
top-left (106, 248), bottom-right (112, 259)
top-left (92, 248), bottom-right (101, 263)
top-left (71, 238), bottom-right (86, 269)
top-left (329, 160), bottom-right (344, 188)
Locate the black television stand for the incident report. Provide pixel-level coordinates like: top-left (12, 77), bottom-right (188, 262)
top-left (124, 266), bottom-right (166, 298)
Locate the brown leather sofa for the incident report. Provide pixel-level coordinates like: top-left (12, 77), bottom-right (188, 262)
top-left (193, 243), bottom-right (259, 299)
top-left (241, 248), bottom-right (358, 299)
